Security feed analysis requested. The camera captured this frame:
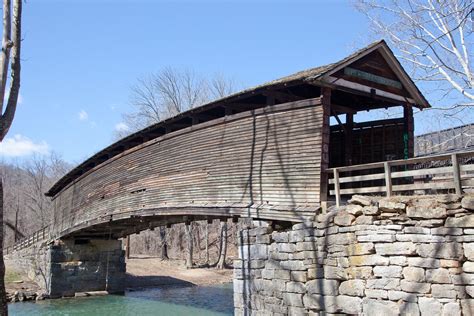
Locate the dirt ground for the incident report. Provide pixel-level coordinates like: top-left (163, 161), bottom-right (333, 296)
top-left (4, 256), bottom-right (233, 294)
top-left (125, 255), bottom-right (233, 288)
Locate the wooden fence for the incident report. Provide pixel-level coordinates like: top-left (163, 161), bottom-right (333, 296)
top-left (4, 226), bottom-right (50, 255)
top-left (328, 150), bottom-right (474, 207)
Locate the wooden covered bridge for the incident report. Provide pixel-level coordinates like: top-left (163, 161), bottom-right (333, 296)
top-left (9, 40), bottom-right (474, 298)
top-left (15, 39), bottom-right (438, 245)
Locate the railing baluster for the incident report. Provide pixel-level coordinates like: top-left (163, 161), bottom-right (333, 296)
top-left (333, 168), bottom-right (341, 207)
top-left (384, 161), bottom-right (392, 197)
top-left (452, 153), bottom-right (462, 195)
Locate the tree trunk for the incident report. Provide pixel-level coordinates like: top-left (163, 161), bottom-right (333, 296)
top-left (159, 226), bottom-right (168, 260)
top-left (185, 223), bottom-right (193, 269)
top-left (0, 179), bottom-right (7, 315)
top-left (216, 221), bottom-right (227, 269)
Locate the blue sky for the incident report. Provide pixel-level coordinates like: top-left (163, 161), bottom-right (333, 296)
top-left (0, 0), bottom-right (453, 164)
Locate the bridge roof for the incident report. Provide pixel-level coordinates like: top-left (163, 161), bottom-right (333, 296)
top-left (46, 39), bottom-right (430, 197)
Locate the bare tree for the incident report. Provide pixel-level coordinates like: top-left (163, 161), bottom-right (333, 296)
top-left (0, 0), bottom-right (22, 313)
top-left (116, 68), bottom-right (236, 139)
top-left (216, 220), bottom-right (228, 269)
top-left (355, 0), bottom-right (473, 114)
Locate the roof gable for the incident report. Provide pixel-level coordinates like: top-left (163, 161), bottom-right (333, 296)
top-left (314, 40), bottom-right (430, 108)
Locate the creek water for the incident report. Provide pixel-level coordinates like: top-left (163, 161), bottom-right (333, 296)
top-left (9, 283), bottom-right (234, 315)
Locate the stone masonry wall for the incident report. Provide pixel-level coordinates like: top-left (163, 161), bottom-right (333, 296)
top-left (49, 238), bottom-right (126, 298)
top-left (234, 194), bottom-right (474, 315)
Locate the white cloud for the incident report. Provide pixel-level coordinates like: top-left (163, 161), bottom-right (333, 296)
top-left (0, 134), bottom-right (49, 157)
top-left (115, 122), bottom-right (129, 132)
top-left (78, 110), bottom-right (88, 121)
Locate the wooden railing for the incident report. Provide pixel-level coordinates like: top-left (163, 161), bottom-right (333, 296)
top-left (328, 150), bottom-right (474, 207)
top-left (4, 226), bottom-right (50, 255)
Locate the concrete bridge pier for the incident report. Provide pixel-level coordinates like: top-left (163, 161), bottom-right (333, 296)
top-left (48, 238), bottom-right (126, 298)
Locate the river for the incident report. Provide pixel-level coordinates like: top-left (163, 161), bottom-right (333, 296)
top-left (9, 283), bottom-right (234, 315)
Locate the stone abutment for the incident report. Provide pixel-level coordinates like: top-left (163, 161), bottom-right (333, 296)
top-left (234, 194), bottom-right (474, 315)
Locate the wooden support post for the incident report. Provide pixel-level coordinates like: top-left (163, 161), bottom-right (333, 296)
top-left (125, 235), bottom-right (130, 259)
top-left (403, 104), bottom-right (414, 159)
top-left (452, 153), bottom-right (462, 195)
top-left (384, 161), bottom-right (392, 197)
top-left (333, 168), bottom-right (341, 207)
top-left (320, 87), bottom-right (331, 209)
top-left (345, 113), bottom-right (353, 166)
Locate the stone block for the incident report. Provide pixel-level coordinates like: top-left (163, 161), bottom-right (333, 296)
top-left (290, 271), bottom-right (307, 282)
top-left (354, 215), bottom-right (374, 225)
top-left (287, 306), bottom-right (306, 316)
top-left (286, 281), bottom-right (305, 294)
top-left (465, 243), bottom-right (474, 260)
top-left (357, 234), bottom-right (396, 242)
top-left (362, 298), bottom-right (399, 316)
top-left (387, 290), bottom-right (418, 302)
top-left (442, 302), bottom-right (461, 316)
top-left (346, 242), bottom-right (375, 256)
top-left (390, 256), bottom-right (408, 266)
top-left (272, 232), bottom-right (289, 243)
top-left (431, 284), bottom-right (456, 298)
top-left (363, 205), bottom-right (380, 215)
top-left (461, 299), bottom-right (474, 315)
top-left (365, 289), bottom-right (388, 299)
top-left (419, 297), bottom-right (442, 316)
top-left (307, 267), bottom-right (324, 280)
top-left (274, 269), bottom-right (291, 280)
top-left (400, 280), bottom-right (431, 293)
top-left (346, 204), bottom-right (364, 215)
top-left (404, 227), bottom-right (431, 234)
top-left (416, 242), bottom-right (463, 260)
top-left (302, 294), bottom-right (338, 313)
top-left (326, 233), bottom-right (356, 245)
top-left (282, 292), bottom-right (303, 307)
top-left (462, 196), bottom-right (474, 211)
top-left (431, 227), bottom-right (463, 235)
top-left (407, 257), bottom-right (440, 268)
top-left (445, 215), bottom-right (474, 228)
top-left (366, 278), bottom-right (400, 290)
top-left (464, 261), bottom-right (474, 273)
top-left (339, 280), bottom-right (365, 296)
top-left (289, 230), bottom-right (309, 243)
top-left (306, 279), bottom-right (339, 295)
top-left (276, 243), bottom-right (297, 253)
top-left (466, 286), bottom-right (474, 297)
top-left (349, 195), bottom-right (372, 206)
top-left (373, 265), bottom-right (402, 278)
top-left (407, 206), bottom-right (446, 219)
top-left (440, 259), bottom-right (461, 268)
top-left (337, 295), bottom-right (362, 314)
top-left (403, 266), bottom-right (425, 282)
top-left (323, 265), bottom-right (347, 280)
top-left (334, 211), bottom-right (355, 226)
top-left (425, 268), bottom-right (451, 284)
top-left (451, 273), bottom-right (474, 285)
top-left (375, 242), bottom-right (416, 255)
top-left (379, 200), bottom-right (406, 212)
top-left (348, 255), bottom-right (389, 266)
top-left (280, 260), bottom-right (306, 271)
top-left (345, 266), bottom-right (373, 279)
top-left (400, 302), bottom-right (420, 316)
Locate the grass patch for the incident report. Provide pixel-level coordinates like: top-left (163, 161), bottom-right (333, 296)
top-left (4, 270), bottom-right (23, 283)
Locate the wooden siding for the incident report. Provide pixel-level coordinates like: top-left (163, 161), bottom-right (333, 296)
top-left (51, 98), bottom-right (324, 237)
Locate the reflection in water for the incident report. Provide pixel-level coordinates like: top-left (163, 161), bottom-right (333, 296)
top-left (9, 283), bottom-right (233, 316)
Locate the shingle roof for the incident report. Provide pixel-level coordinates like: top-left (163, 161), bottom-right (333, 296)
top-left (46, 40), bottom-right (429, 197)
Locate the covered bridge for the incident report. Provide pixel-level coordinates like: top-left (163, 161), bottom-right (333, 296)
top-left (44, 40), bottom-right (430, 241)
